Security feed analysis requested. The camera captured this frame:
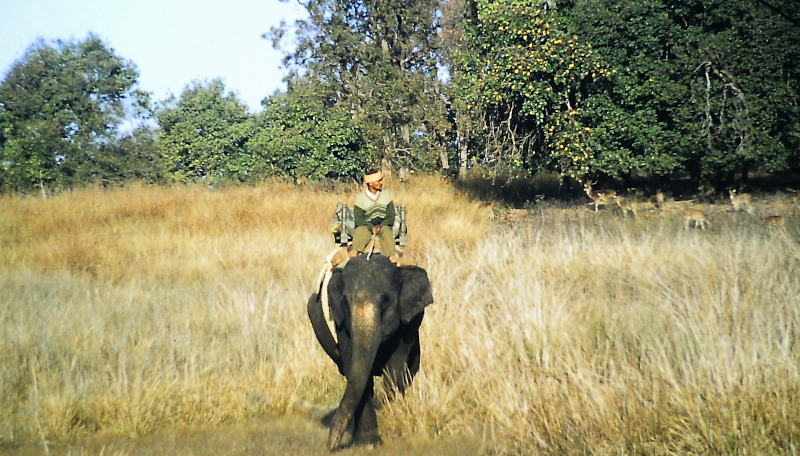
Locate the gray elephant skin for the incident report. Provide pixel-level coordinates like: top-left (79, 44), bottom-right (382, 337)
top-left (307, 254), bottom-right (434, 451)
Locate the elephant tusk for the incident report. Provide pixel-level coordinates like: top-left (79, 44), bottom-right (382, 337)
top-left (317, 247), bottom-right (348, 344)
top-left (320, 268), bottom-right (336, 344)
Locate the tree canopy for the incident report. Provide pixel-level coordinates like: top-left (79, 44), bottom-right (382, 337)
top-left (268, 0), bottom-right (450, 171)
top-left (0, 35), bottom-right (150, 193)
top-left (157, 79), bottom-right (254, 184)
top-left (451, 0), bottom-right (616, 180)
top-left (2, 2), bottom-right (799, 193)
top-left (247, 78), bottom-right (367, 181)
top-left (449, 0), bottom-right (800, 187)
top-left (562, 0), bottom-right (800, 187)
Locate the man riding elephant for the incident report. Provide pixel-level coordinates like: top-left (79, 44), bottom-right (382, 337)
top-left (350, 169), bottom-right (398, 263)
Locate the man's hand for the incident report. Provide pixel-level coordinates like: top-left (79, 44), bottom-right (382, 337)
top-left (371, 225), bottom-right (382, 235)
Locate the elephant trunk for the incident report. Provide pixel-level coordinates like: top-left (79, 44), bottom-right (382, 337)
top-left (327, 301), bottom-right (381, 451)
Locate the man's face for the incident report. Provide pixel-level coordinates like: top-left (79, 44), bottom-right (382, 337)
top-left (367, 177), bottom-right (383, 192)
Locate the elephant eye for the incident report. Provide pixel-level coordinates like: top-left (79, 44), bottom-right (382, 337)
top-left (381, 293), bottom-right (396, 309)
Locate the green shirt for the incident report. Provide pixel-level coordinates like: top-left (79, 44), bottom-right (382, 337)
top-left (354, 190), bottom-right (395, 229)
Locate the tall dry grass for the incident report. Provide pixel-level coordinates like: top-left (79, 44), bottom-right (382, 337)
top-left (1, 176), bottom-right (799, 454)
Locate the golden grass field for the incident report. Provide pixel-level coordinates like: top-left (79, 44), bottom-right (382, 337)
top-left (1, 175), bottom-right (799, 455)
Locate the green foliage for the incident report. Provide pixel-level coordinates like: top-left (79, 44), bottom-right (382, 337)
top-left (453, 0), bottom-right (616, 180)
top-left (449, 0), bottom-right (800, 187)
top-left (3, 0), bottom-right (797, 193)
top-left (565, 0), bottom-right (800, 186)
top-left (247, 80), bottom-right (367, 181)
top-left (90, 126), bottom-right (164, 185)
top-left (270, 0), bottom-right (448, 169)
top-left (156, 80), bottom-right (254, 184)
top-left (683, 0), bottom-right (800, 183)
top-left (0, 35), bottom-right (150, 193)
top-left (560, 0), bottom-right (695, 180)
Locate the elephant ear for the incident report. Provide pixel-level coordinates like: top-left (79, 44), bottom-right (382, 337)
top-left (398, 265), bottom-right (434, 324)
top-left (327, 267), bottom-right (346, 326)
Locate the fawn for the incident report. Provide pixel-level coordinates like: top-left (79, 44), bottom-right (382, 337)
top-left (762, 215), bottom-right (785, 230)
top-left (614, 195), bottom-right (639, 218)
top-left (683, 208), bottom-right (711, 230)
top-left (655, 190), bottom-right (666, 210)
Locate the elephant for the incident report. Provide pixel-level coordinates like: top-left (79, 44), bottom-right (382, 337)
top-left (307, 253), bottom-right (434, 451)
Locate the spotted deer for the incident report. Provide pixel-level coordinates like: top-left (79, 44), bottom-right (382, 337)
top-left (683, 208), bottom-right (711, 230)
top-left (729, 189), bottom-right (753, 213)
top-left (656, 190), bottom-right (666, 210)
top-left (762, 214), bottom-right (785, 230)
top-left (583, 181), bottom-right (617, 212)
top-left (480, 203), bottom-right (496, 220)
top-left (613, 195), bottom-right (639, 218)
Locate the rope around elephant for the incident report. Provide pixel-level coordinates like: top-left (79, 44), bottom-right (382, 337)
top-left (315, 247), bottom-right (350, 344)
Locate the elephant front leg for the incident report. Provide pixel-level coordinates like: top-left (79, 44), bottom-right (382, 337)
top-left (352, 380), bottom-right (382, 446)
top-left (328, 380), bottom-right (382, 450)
top-left (327, 405), bottom-right (352, 451)
top-left (327, 376), bottom-right (376, 450)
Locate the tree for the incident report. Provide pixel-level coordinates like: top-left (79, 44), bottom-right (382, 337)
top-left (246, 78), bottom-right (367, 181)
top-left (449, 0), bottom-right (800, 188)
top-left (452, 0), bottom-right (615, 180)
top-left (91, 126), bottom-right (164, 185)
top-left (678, 0), bottom-right (800, 186)
top-left (439, 0), bottom-right (472, 172)
top-left (269, 0), bottom-right (449, 171)
top-left (156, 79), bottom-right (254, 184)
top-left (561, 0), bottom-right (695, 184)
top-left (566, 0), bottom-right (800, 188)
top-left (0, 35), bottom-right (149, 193)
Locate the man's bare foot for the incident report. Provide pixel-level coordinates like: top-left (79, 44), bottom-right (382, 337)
top-left (330, 247), bottom-right (350, 267)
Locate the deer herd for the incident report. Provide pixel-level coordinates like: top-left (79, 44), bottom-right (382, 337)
top-left (581, 181), bottom-right (791, 232)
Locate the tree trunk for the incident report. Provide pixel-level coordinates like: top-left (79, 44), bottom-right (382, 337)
top-left (457, 110), bottom-right (469, 172)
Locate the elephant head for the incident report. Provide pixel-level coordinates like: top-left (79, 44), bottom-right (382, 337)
top-left (307, 254), bottom-right (433, 451)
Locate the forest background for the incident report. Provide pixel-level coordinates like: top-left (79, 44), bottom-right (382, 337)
top-left (1, 0), bottom-right (800, 195)
top-left (3, 1), bottom-right (800, 453)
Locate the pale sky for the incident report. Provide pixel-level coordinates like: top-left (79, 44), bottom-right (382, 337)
top-left (0, 0), bottom-right (306, 113)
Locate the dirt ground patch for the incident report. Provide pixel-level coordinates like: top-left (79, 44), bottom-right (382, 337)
top-left (2, 413), bottom-right (484, 456)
